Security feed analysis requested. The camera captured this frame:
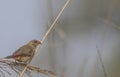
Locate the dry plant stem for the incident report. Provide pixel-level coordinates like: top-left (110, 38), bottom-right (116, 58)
top-left (96, 45), bottom-right (107, 77)
top-left (97, 0), bottom-right (118, 77)
top-left (19, 0), bottom-right (71, 77)
top-left (97, 17), bottom-right (120, 30)
top-left (19, 64), bottom-right (29, 77)
top-left (0, 59), bottom-right (56, 77)
top-left (97, 0), bottom-right (118, 30)
top-left (40, 0), bottom-right (71, 44)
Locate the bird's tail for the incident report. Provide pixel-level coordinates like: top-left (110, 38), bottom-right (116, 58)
top-left (4, 55), bottom-right (13, 58)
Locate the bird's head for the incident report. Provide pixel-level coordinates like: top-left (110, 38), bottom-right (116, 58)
top-left (28, 40), bottom-right (41, 47)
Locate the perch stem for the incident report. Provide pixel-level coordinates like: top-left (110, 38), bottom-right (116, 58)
top-left (19, 0), bottom-right (71, 77)
top-left (40, 0), bottom-right (71, 44)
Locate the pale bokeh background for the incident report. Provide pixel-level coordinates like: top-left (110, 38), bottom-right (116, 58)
top-left (0, 0), bottom-right (120, 77)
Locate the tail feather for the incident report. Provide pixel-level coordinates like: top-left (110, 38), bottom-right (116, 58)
top-left (5, 55), bottom-right (13, 58)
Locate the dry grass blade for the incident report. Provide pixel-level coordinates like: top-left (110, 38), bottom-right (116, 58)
top-left (0, 58), bottom-right (57, 77)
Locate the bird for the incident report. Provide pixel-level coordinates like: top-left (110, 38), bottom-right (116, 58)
top-left (5, 40), bottom-right (41, 63)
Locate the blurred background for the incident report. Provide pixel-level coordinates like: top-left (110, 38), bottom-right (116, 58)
top-left (0, 0), bottom-right (120, 77)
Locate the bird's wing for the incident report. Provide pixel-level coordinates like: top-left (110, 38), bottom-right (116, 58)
top-left (13, 45), bottom-right (34, 56)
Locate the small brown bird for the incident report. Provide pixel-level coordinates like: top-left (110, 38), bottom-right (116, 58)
top-left (5, 40), bottom-right (41, 63)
